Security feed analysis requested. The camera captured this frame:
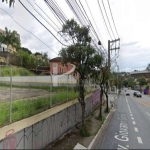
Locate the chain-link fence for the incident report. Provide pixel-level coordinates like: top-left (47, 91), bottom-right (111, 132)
top-left (0, 65), bottom-right (98, 127)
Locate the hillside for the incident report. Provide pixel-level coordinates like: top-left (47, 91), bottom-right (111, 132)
top-left (0, 66), bottom-right (35, 76)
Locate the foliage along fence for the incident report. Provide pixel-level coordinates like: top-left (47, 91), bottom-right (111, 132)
top-left (0, 90), bottom-right (100, 149)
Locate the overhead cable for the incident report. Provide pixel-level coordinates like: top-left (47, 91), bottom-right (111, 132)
top-left (18, 0), bottom-right (69, 46)
top-left (107, 0), bottom-right (119, 38)
top-left (0, 7), bottom-right (58, 54)
top-left (97, 0), bottom-right (113, 40)
top-left (101, 0), bottom-right (116, 39)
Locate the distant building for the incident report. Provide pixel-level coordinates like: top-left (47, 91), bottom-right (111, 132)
top-left (49, 57), bottom-right (79, 78)
top-left (130, 70), bottom-right (150, 78)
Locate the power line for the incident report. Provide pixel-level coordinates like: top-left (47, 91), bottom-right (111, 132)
top-left (66, 0), bottom-right (106, 53)
top-left (97, 0), bottom-right (112, 40)
top-left (26, 0), bottom-right (72, 45)
top-left (107, 0), bottom-right (119, 38)
top-left (101, 0), bottom-right (116, 39)
top-left (0, 7), bottom-right (58, 54)
top-left (34, 1), bottom-right (61, 30)
top-left (26, 0), bottom-right (58, 33)
top-left (84, 0), bottom-right (105, 44)
top-left (45, 0), bottom-right (67, 24)
top-left (18, 0), bottom-right (69, 46)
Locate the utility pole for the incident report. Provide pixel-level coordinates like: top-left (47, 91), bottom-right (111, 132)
top-left (108, 38), bottom-right (120, 93)
top-left (108, 38), bottom-right (120, 71)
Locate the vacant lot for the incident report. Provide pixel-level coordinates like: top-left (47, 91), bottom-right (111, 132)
top-left (0, 87), bottom-right (50, 102)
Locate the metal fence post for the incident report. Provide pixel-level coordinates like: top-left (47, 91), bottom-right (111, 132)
top-left (50, 74), bottom-right (52, 108)
top-left (67, 74), bottom-right (69, 101)
top-left (10, 65), bottom-right (12, 123)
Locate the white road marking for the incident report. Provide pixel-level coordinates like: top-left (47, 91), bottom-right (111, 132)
top-left (132, 121), bottom-right (136, 124)
top-left (130, 114), bottom-right (133, 116)
top-left (146, 112), bottom-right (150, 116)
top-left (134, 127), bottom-right (139, 132)
top-left (131, 117), bottom-right (134, 120)
top-left (137, 137), bottom-right (143, 144)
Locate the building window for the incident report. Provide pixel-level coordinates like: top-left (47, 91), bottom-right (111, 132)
top-left (53, 63), bottom-right (58, 68)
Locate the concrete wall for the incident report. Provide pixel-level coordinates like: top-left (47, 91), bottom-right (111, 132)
top-left (0, 75), bottom-right (77, 87)
top-left (0, 90), bottom-right (100, 149)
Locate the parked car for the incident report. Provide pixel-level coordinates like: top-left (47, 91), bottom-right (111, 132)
top-left (136, 92), bottom-right (142, 98)
top-left (126, 91), bottom-right (130, 96)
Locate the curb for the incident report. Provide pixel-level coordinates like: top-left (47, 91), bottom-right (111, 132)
top-left (87, 107), bottom-right (114, 149)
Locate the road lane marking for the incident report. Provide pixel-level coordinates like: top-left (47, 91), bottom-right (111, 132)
top-left (131, 117), bottom-right (134, 120)
top-left (134, 127), bottom-right (138, 132)
top-left (146, 112), bottom-right (150, 116)
top-left (130, 114), bottom-right (133, 116)
top-left (117, 144), bottom-right (129, 149)
top-left (137, 137), bottom-right (143, 144)
top-left (132, 121), bottom-right (136, 125)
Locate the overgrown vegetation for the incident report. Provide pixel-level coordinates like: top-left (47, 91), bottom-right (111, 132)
top-left (0, 66), bottom-right (35, 76)
top-left (0, 91), bottom-right (78, 127)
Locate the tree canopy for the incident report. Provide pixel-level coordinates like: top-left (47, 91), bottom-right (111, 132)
top-left (137, 76), bottom-right (147, 87)
top-left (146, 63), bottom-right (150, 71)
top-left (0, 27), bottom-right (21, 48)
top-left (59, 19), bottom-right (101, 129)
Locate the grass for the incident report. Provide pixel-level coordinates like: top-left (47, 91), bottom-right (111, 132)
top-left (0, 66), bottom-right (35, 76)
top-left (80, 126), bottom-right (91, 137)
top-left (0, 91), bottom-right (78, 127)
top-left (0, 83), bottom-right (77, 92)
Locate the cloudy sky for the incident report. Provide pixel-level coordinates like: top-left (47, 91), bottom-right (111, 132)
top-left (0, 0), bottom-right (150, 72)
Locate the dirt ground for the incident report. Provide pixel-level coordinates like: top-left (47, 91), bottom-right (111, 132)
top-left (45, 104), bottom-right (109, 150)
top-left (0, 87), bottom-right (50, 102)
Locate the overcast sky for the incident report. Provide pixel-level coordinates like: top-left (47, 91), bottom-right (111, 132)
top-left (0, 0), bottom-right (150, 72)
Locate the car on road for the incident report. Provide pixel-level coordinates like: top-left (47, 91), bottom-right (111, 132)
top-left (136, 92), bottom-right (142, 98)
top-left (133, 91), bottom-right (137, 96)
top-left (133, 91), bottom-right (142, 98)
top-left (126, 91), bottom-right (130, 96)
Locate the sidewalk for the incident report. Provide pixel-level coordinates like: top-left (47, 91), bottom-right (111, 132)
top-left (46, 94), bottom-right (118, 150)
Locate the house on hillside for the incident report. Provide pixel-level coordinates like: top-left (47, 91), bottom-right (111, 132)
top-left (49, 57), bottom-right (79, 86)
top-left (49, 57), bottom-right (78, 76)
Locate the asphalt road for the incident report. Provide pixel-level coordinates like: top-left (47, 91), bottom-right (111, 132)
top-left (92, 90), bottom-right (150, 149)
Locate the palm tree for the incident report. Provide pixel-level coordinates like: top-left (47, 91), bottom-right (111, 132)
top-left (3, 27), bottom-right (20, 49)
top-left (2, 0), bottom-right (15, 7)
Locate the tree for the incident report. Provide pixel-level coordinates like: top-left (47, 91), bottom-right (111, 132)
top-left (137, 76), bottom-right (147, 92)
top-left (146, 63), bottom-right (150, 71)
top-left (2, 27), bottom-right (20, 48)
top-left (2, 0), bottom-right (15, 7)
top-left (59, 19), bottom-right (96, 129)
top-left (128, 77), bottom-right (136, 89)
top-left (91, 55), bottom-right (110, 119)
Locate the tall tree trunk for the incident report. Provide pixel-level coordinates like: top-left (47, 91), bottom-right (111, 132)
top-left (79, 77), bottom-right (85, 128)
top-left (106, 93), bottom-right (109, 112)
top-left (104, 88), bottom-right (109, 113)
top-left (99, 85), bottom-right (103, 120)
